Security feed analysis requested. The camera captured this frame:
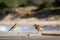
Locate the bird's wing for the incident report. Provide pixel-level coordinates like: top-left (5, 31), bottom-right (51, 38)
top-left (9, 24), bottom-right (16, 31)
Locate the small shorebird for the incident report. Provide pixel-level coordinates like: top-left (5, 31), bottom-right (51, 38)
top-left (34, 24), bottom-right (44, 33)
top-left (9, 23), bottom-right (19, 31)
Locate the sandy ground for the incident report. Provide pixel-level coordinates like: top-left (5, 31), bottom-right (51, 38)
top-left (0, 35), bottom-right (60, 40)
top-left (0, 18), bottom-right (60, 26)
top-left (0, 32), bottom-right (60, 40)
top-left (0, 30), bottom-right (60, 36)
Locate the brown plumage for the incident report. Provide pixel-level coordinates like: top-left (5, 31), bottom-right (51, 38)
top-left (34, 24), bottom-right (41, 33)
top-left (9, 23), bottom-right (19, 31)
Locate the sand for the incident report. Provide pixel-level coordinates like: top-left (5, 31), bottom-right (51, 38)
top-left (0, 35), bottom-right (60, 40)
top-left (0, 18), bottom-right (60, 26)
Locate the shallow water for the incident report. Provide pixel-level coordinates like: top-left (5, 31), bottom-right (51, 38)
top-left (0, 25), bottom-right (60, 32)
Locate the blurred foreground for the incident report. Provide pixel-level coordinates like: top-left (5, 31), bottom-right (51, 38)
top-left (0, 35), bottom-right (60, 40)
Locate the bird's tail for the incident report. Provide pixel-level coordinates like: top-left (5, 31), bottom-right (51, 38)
top-left (9, 29), bottom-right (11, 31)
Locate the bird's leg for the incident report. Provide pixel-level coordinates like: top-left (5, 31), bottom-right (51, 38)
top-left (12, 30), bottom-right (14, 32)
top-left (36, 30), bottom-right (39, 34)
top-left (18, 32), bottom-right (19, 34)
top-left (38, 30), bottom-right (39, 34)
top-left (38, 30), bottom-right (42, 36)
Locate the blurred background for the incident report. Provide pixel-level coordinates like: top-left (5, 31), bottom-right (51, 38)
top-left (0, 0), bottom-right (60, 32)
top-left (0, 0), bottom-right (60, 21)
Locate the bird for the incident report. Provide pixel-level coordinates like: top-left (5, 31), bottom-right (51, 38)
top-left (9, 23), bottom-right (19, 31)
top-left (34, 24), bottom-right (44, 33)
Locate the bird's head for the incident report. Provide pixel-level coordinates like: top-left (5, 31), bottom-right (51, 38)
top-left (14, 23), bottom-right (19, 26)
top-left (33, 24), bottom-right (40, 27)
top-left (33, 24), bottom-right (36, 26)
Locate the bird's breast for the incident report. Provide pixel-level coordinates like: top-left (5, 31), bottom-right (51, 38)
top-left (13, 26), bottom-right (19, 30)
